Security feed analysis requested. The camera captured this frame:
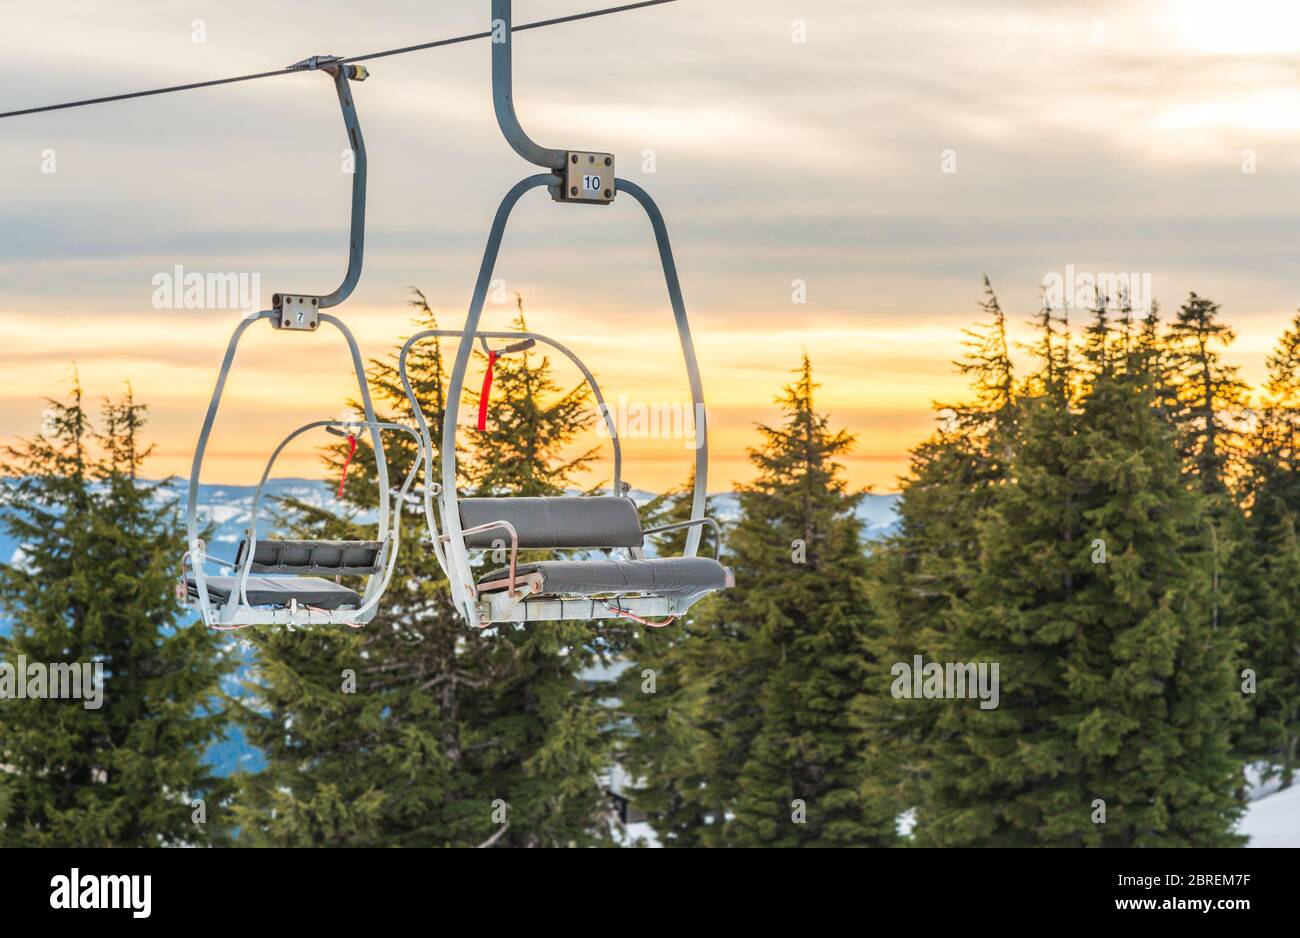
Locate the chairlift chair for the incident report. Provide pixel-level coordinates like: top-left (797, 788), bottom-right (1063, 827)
top-left (399, 1), bottom-right (734, 629)
top-left (180, 58), bottom-right (420, 629)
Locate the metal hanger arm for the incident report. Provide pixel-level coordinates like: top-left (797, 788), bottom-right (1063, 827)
top-left (319, 65), bottom-right (368, 307)
top-left (492, 0), bottom-right (568, 170)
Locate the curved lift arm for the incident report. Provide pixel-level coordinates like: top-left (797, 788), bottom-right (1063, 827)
top-left (492, 0), bottom-right (567, 171)
top-left (319, 63), bottom-right (368, 307)
top-left (491, 0), bottom-right (615, 204)
top-left (272, 59), bottom-right (370, 322)
top-left (437, 175), bottom-right (710, 623)
top-left (617, 178), bottom-right (709, 559)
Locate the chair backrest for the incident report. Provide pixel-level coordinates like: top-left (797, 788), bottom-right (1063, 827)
top-left (458, 496), bottom-right (643, 549)
top-left (235, 539), bottom-right (384, 576)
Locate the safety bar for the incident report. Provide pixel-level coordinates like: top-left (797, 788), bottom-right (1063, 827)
top-left (178, 546), bottom-right (235, 595)
top-left (480, 335), bottom-right (534, 356)
top-left (491, 0), bottom-right (568, 171)
top-left (398, 327), bottom-right (624, 499)
top-left (642, 517), bottom-right (724, 561)
top-left (444, 519), bottom-right (521, 598)
top-left (235, 419), bottom-right (424, 618)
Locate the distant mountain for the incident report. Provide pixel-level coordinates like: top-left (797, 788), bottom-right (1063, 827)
top-left (0, 478), bottom-right (901, 568)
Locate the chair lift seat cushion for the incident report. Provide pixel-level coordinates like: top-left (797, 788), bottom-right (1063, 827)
top-left (476, 557), bottom-right (730, 599)
top-left (458, 496), bottom-right (643, 549)
top-left (186, 575), bottom-right (362, 610)
top-left (235, 538), bottom-right (383, 576)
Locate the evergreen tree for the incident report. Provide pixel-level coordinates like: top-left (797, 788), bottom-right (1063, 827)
top-left (1134, 301), bottom-right (1174, 420)
top-left (852, 278), bottom-right (1017, 836)
top-left (236, 292), bottom-right (618, 846)
top-left (235, 293), bottom-right (504, 847)
top-left (1238, 313), bottom-right (1300, 786)
top-left (0, 382), bottom-right (230, 846)
top-left (1163, 293), bottom-right (1252, 762)
top-left (614, 473), bottom-right (719, 846)
top-left (913, 299), bottom-right (1244, 846)
top-left (645, 356), bottom-right (896, 846)
top-left (464, 294), bottom-right (599, 497)
top-left (459, 295), bottom-right (617, 846)
top-left (1166, 293), bottom-right (1249, 494)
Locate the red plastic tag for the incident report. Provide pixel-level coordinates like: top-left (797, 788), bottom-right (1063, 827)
top-left (337, 433), bottom-right (358, 498)
top-left (477, 350), bottom-right (498, 432)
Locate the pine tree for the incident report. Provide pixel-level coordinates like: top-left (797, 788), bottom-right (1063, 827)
top-left (1238, 313), bottom-right (1300, 786)
top-left (614, 473), bottom-right (719, 846)
top-left (852, 278), bottom-right (1017, 836)
top-left (0, 382), bottom-right (230, 846)
top-left (647, 356), bottom-right (896, 846)
top-left (234, 293), bottom-right (501, 847)
top-left (913, 299), bottom-right (1244, 846)
top-left (236, 292), bottom-right (618, 846)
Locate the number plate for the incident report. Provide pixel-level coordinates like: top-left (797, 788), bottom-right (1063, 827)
top-left (560, 152), bottom-right (615, 204)
top-left (273, 294), bottom-right (320, 331)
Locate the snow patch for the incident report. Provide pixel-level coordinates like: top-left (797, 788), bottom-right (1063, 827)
top-left (1241, 783), bottom-right (1300, 848)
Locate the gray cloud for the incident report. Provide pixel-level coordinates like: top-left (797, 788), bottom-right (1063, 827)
top-left (5, 0), bottom-right (1300, 485)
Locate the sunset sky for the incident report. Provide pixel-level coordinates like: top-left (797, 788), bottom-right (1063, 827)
top-left (4, 0), bottom-right (1300, 493)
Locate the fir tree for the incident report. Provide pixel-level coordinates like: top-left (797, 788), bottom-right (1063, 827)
top-left (1238, 313), bottom-right (1300, 786)
top-left (614, 473), bottom-right (719, 846)
top-left (655, 356), bottom-right (896, 846)
top-left (1166, 293), bottom-right (1249, 494)
top-left (464, 294), bottom-right (599, 497)
top-left (913, 300), bottom-right (1244, 846)
top-left (459, 295), bottom-right (617, 846)
top-left (1163, 294), bottom-right (1251, 753)
top-left (234, 293), bottom-right (501, 847)
top-left (237, 292), bottom-right (618, 846)
top-left (852, 278), bottom-right (1017, 835)
top-left (0, 382), bottom-right (230, 846)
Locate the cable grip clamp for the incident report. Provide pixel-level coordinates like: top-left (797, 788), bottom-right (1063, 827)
top-left (288, 54), bottom-right (369, 81)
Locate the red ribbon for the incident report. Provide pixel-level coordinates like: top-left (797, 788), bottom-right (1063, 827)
top-left (337, 433), bottom-right (358, 498)
top-left (477, 350), bottom-right (498, 432)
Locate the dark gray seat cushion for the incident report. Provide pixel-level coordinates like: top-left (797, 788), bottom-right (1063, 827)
top-left (186, 575), bottom-right (362, 610)
top-left (235, 539), bottom-right (383, 576)
top-left (476, 557), bottom-right (729, 598)
top-left (459, 496), bottom-right (642, 549)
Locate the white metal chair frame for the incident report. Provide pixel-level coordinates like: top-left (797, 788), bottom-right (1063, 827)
top-left (182, 60), bottom-right (420, 629)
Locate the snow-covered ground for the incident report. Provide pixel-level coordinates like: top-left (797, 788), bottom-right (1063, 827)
top-left (1241, 766), bottom-right (1300, 847)
top-left (624, 795), bottom-right (1300, 847)
top-left (1241, 785), bottom-right (1300, 847)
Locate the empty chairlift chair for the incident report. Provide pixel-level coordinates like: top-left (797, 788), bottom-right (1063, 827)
top-left (465, 494), bottom-right (732, 624)
top-left (400, 329), bottom-right (733, 628)
top-left (398, 2), bottom-right (733, 629)
top-left (180, 58), bottom-right (422, 629)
